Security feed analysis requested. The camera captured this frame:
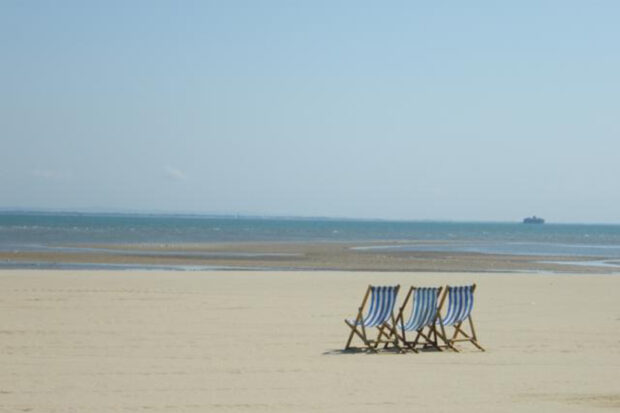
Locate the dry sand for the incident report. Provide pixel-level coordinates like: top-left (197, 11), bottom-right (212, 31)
top-left (0, 270), bottom-right (619, 412)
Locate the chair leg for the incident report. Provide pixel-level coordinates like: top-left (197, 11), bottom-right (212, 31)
top-left (386, 324), bottom-right (401, 351)
top-left (344, 286), bottom-right (372, 350)
top-left (381, 324), bottom-right (394, 349)
top-left (344, 320), bottom-right (370, 350)
top-left (436, 321), bottom-right (459, 352)
top-left (375, 324), bottom-right (388, 343)
top-left (414, 326), bottom-right (442, 351)
top-left (429, 325), bottom-right (440, 349)
top-left (379, 315), bottom-right (401, 350)
top-left (467, 316), bottom-right (485, 351)
top-left (442, 317), bottom-right (484, 351)
top-left (392, 328), bottom-right (417, 353)
top-left (374, 323), bottom-right (398, 351)
top-left (344, 324), bottom-right (356, 349)
top-left (451, 321), bottom-right (464, 341)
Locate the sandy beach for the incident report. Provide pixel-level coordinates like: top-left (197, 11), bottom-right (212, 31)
top-left (1, 269), bottom-right (618, 412)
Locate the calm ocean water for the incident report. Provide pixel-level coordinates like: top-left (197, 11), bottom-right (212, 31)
top-left (2, 212), bottom-right (620, 260)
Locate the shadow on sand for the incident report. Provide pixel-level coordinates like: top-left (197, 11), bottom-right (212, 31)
top-left (322, 346), bottom-right (444, 356)
top-left (323, 347), bottom-right (404, 355)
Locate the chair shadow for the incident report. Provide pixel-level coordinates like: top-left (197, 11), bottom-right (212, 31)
top-left (322, 347), bottom-right (406, 355)
top-left (415, 346), bottom-right (444, 353)
top-left (323, 344), bottom-right (446, 355)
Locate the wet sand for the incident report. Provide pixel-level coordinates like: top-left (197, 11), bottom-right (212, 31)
top-left (0, 270), bottom-right (619, 412)
top-left (1, 241), bottom-right (618, 273)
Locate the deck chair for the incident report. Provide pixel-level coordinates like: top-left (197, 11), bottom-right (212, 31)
top-left (344, 285), bottom-right (400, 351)
top-left (392, 286), bottom-right (443, 352)
top-left (436, 284), bottom-right (484, 352)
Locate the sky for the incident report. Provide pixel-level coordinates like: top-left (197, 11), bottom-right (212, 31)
top-left (1, 1), bottom-right (619, 222)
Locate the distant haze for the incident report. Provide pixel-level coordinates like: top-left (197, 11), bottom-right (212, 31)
top-left (1, 1), bottom-right (619, 223)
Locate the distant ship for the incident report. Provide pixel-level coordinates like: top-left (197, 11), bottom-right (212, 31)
top-left (523, 216), bottom-right (545, 224)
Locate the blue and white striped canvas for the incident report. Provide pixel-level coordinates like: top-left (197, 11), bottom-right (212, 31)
top-left (401, 287), bottom-right (440, 332)
top-left (349, 286), bottom-right (398, 327)
top-left (441, 285), bottom-right (475, 326)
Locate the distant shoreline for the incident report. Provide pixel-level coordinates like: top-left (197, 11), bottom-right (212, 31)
top-left (1, 209), bottom-right (619, 225)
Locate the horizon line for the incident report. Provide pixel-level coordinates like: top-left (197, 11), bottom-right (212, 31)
top-left (0, 207), bottom-right (618, 226)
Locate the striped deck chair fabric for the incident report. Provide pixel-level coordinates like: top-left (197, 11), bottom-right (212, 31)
top-left (436, 284), bottom-right (484, 351)
top-left (393, 287), bottom-right (442, 352)
top-left (344, 285), bottom-right (400, 351)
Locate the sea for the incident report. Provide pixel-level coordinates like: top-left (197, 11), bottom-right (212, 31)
top-left (2, 212), bottom-right (620, 270)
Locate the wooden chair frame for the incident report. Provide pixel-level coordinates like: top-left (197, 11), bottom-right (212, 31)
top-left (344, 285), bottom-right (400, 352)
top-left (435, 284), bottom-right (484, 352)
top-left (391, 286), bottom-right (443, 353)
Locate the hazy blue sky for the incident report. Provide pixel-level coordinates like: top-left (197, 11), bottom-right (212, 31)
top-left (1, 1), bottom-right (619, 222)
